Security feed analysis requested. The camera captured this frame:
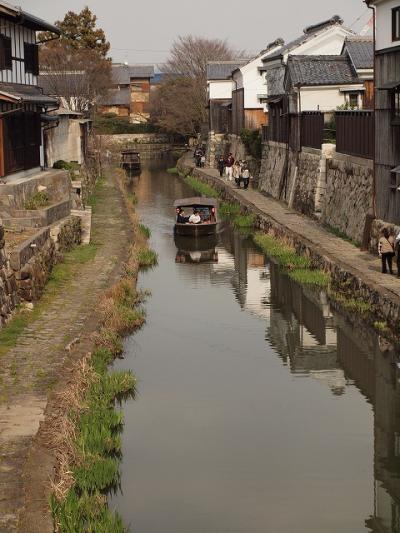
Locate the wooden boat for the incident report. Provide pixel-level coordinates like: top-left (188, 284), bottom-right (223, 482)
top-left (120, 149), bottom-right (141, 172)
top-left (174, 197), bottom-right (218, 237)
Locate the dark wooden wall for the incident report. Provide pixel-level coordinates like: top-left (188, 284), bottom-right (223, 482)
top-left (209, 100), bottom-right (231, 134)
top-left (232, 88), bottom-right (244, 135)
top-left (375, 51), bottom-right (400, 223)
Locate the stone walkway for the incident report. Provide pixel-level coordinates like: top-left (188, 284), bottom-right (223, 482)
top-left (0, 170), bottom-right (130, 532)
top-left (192, 160), bottom-right (400, 303)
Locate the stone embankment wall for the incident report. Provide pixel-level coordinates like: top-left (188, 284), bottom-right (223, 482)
top-left (177, 156), bottom-right (400, 331)
top-left (0, 216), bottom-right (81, 325)
top-left (0, 224), bottom-right (17, 325)
top-left (322, 153), bottom-right (373, 244)
top-left (258, 141), bottom-right (373, 244)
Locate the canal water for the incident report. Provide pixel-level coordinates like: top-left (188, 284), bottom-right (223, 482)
top-left (111, 162), bottom-right (400, 533)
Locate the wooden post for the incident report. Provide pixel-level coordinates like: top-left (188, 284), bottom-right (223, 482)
top-left (0, 118), bottom-right (5, 177)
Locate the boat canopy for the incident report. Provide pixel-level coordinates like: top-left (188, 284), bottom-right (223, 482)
top-left (174, 197), bottom-right (218, 208)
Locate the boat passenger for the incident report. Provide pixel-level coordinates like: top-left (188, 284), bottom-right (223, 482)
top-left (189, 209), bottom-right (202, 224)
top-left (176, 208), bottom-right (188, 224)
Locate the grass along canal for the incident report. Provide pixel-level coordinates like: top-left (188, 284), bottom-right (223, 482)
top-left (106, 162), bottom-right (396, 532)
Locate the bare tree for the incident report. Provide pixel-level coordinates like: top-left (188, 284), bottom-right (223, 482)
top-left (151, 35), bottom-right (245, 136)
top-left (40, 44), bottom-right (111, 113)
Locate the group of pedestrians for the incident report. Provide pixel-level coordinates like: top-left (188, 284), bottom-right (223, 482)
top-left (194, 147), bottom-right (206, 168)
top-left (378, 228), bottom-right (400, 276)
top-left (217, 153), bottom-right (251, 190)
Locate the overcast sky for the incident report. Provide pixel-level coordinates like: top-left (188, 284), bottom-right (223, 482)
top-left (20, 0), bottom-right (371, 65)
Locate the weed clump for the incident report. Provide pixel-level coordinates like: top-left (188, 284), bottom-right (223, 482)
top-left (24, 191), bottom-right (50, 210)
top-left (166, 167), bottom-right (179, 175)
top-left (136, 247), bottom-right (158, 270)
top-left (184, 175), bottom-right (219, 198)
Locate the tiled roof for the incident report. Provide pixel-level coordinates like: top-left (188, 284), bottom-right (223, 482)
top-left (0, 1), bottom-right (60, 33)
top-left (112, 64), bottom-right (154, 85)
top-left (206, 60), bottom-right (247, 80)
top-left (266, 66), bottom-right (286, 96)
top-left (263, 15), bottom-right (347, 63)
top-left (286, 55), bottom-right (359, 86)
top-left (0, 82), bottom-right (58, 105)
top-left (343, 36), bottom-right (373, 70)
top-left (99, 87), bottom-right (130, 106)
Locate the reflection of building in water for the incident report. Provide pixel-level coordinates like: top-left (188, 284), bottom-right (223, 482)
top-left (332, 315), bottom-right (400, 532)
top-left (267, 262), bottom-right (344, 394)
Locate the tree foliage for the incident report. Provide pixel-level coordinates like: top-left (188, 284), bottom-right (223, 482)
top-left (151, 35), bottom-right (245, 136)
top-left (39, 6), bottom-right (110, 57)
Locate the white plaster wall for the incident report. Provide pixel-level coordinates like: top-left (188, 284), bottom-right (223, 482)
top-left (300, 87), bottom-right (351, 111)
top-left (241, 58), bottom-right (268, 109)
top-left (375, 0), bottom-right (400, 50)
top-left (283, 26), bottom-right (353, 62)
top-left (46, 118), bottom-right (83, 167)
top-left (208, 80), bottom-right (234, 100)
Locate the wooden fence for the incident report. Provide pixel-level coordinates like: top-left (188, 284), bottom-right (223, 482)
top-left (301, 111), bottom-right (324, 149)
top-left (335, 110), bottom-right (374, 159)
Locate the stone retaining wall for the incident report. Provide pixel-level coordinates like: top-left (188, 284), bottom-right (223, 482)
top-left (292, 148), bottom-right (321, 217)
top-left (322, 153), bottom-right (373, 245)
top-left (0, 215), bottom-right (82, 325)
top-left (177, 156), bottom-right (400, 332)
top-left (0, 225), bottom-right (17, 326)
top-left (258, 141), bottom-right (373, 244)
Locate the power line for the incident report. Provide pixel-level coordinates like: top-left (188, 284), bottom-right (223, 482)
top-left (112, 47), bottom-right (169, 53)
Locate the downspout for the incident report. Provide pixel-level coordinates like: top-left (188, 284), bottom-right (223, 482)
top-left (288, 85), bottom-right (301, 208)
top-left (360, 0), bottom-right (377, 250)
top-left (367, 1), bottom-right (377, 218)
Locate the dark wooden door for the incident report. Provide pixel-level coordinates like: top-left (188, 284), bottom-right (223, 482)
top-left (3, 112), bottom-right (41, 175)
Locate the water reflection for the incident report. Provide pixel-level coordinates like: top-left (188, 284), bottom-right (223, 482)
top-left (113, 162), bottom-right (400, 532)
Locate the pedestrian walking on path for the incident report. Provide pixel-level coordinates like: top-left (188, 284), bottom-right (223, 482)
top-left (378, 228), bottom-right (395, 274)
top-left (225, 153), bottom-right (235, 181)
top-left (217, 156), bottom-right (225, 177)
top-left (395, 231), bottom-right (400, 277)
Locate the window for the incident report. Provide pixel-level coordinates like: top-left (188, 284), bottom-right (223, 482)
top-left (0, 35), bottom-right (12, 70)
top-left (391, 88), bottom-right (400, 124)
top-left (393, 7), bottom-right (400, 42)
top-left (24, 43), bottom-right (39, 75)
top-left (348, 93), bottom-right (359, 109)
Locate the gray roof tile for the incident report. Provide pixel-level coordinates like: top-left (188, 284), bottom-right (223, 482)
top-left (112, 64), bottom-right (154, 85)
top-left (266, 66), bottom-right (286, 96)
top-left (343, 37), bottom-right (373, 70)
top-left (99, 87), bottom-right (130, 106)
top-left (263, 15), bottom-right (347, 63)
top-left (207, 61), bottom-right (247, 80)
top-left (286, 55), bottom-right (359, 86)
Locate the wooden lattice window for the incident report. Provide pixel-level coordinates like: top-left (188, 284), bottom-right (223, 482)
top-left (393, 7), bottom-right (400, 41)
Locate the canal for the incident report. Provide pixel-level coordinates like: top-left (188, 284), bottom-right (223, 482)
top-left (111, 162), bottom-right (400, 533)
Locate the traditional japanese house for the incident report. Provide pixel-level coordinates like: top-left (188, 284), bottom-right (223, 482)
top-left (260, 15), bottom-right (354, 140)
top-left (0, 1), bottom-right (60, 179)
top-left (206, 60), bottom-right (247, 134)
top-left (341, 36), bottom-right (374, 108)
top-left (99, 64), bottom-right (155, 123)
top-left (230, 39), bottom-right (284, 134)
top-left (284, 55), bottom-right (365, 113)
top-left (366, 0), bottom-right (400, 223)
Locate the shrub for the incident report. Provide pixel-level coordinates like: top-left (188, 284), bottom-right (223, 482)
top-left (240, 129), bottom-right (262, 159)
top-left (93, 113), bottom-right (158, 135)
top-left (24, 191), bottom-right (50, 210)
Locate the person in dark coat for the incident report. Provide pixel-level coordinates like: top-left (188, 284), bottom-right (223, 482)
top-left (217, 156), bottom-right (225, 177)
